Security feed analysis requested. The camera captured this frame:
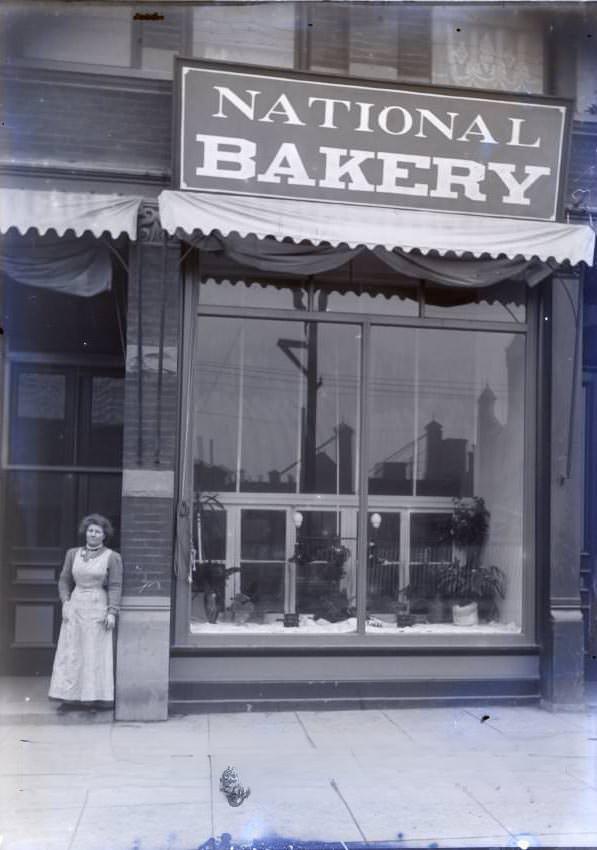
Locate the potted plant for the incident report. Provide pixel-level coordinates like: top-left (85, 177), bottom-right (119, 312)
top-left (192, 560), bottom-right (240, 623)
top-left (437, 559), bottom-right (506, 625)
top-left (442, 497), bottom-right (505, 624)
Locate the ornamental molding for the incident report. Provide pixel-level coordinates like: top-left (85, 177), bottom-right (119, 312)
top-left (137, 200), bottom-right (178, 246)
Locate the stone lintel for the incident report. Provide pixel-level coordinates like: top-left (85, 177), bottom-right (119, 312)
top-left (122, 469), bottom-right (174, 498)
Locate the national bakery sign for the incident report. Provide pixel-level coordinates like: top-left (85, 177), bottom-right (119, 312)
top-left (175, 60), bottom-right (570, 221)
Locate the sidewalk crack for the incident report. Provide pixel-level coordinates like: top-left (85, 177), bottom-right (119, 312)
top-left (457, 781), bottom-right (514, 840)
top-left (295, 712), bottom-right (317, 749)
top-left (67, 787), bottom-right (89, 850)
top-left (381, 710), bottom-right (416, 742)
top-left (207, 750), bottom-right (215, 840)
top-left (330, 778), bottom-right (368, 843)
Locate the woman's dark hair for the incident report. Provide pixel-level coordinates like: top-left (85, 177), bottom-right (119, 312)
top-left (79, 513), bottom-right (114, 540)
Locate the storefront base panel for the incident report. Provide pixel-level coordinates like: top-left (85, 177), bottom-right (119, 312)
top-left (115, 597), bottom-right (171, 722)
top-left (169, 652), bottom-right (540, 713)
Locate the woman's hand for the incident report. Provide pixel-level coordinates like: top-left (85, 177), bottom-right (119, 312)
top-left (62, 600), bottom-right (71, 622)
top-left (104, 612), bottom-right (116, 631)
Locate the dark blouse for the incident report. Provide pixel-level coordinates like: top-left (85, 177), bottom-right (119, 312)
top-left (57, 547), bottom-right (123, 615)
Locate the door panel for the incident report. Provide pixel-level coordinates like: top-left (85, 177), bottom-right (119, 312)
top-left (1, 363), bottom-right (124, 675)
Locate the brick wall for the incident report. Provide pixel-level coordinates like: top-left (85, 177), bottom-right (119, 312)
top-left (120, 496), bottom-right (175, 596)
top-left (120, 239), bottom-right (181, 597)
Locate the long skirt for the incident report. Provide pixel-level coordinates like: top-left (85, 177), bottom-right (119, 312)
top-left (49, 586), bottom-right (114, 703)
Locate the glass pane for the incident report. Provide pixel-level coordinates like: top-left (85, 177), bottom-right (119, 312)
top-left (241, 509), bottom-right (286, 561)
top-left (240, 509), bottom-right (286, 619)
top-left (5, 471), bottom-right (73, 549)
top-left (366, 329), bottom-right (524, 634)
top-left (407, 513), bottom-right (453, 619)
top-left (200, 278), bottom-right (306, 310)
top-left (10, 369), bottom-right (72, 465)
top-left (368, 327), bottom-right (417, 495)
top-left (425, 284), bottom-right (526, 323)
top-left (295, 511), bottom-right (355, 620)
top-left (299, 323), bottom-right (359, 495)
top-left (79, 375), bottom-right (124, 467)
top-left (193, 317), bottom-right (242, 492)
top-left (193, 318), bottom-right (360, 497)
top-left (240, 320), bottom-right (303, 493)
top-left (191, 504), bottom-right (228, 625)
top-left (321, 286), bottom-right (419, 316)
top-left (367, 512), bottom-right (402, 614)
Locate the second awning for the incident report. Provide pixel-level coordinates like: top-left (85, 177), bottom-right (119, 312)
top-left (158, 190), bottom-right (595, 266)
top-left (0, 189), bottom-right (143, 240)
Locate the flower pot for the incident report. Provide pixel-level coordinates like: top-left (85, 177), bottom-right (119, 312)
top-left (452, 601), bottom-right (479, 626)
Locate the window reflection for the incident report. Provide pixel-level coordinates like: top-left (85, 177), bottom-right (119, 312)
top-left (366, 328), bottom-right (524, 632)
top-left (191, 315), bottom-right (525, 635)
top-left (193, 318), bottom-right (359, 495)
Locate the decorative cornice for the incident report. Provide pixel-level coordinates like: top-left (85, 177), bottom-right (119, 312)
top-left (138, 200), bottom-right (179, 245)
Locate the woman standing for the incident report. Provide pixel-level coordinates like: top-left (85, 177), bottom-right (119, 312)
top-left (49, 513), bottom-right (123, 709)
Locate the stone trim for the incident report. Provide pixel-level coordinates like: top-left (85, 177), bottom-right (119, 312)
top-left (126, 345), bottom-right (177, 374)
top-left (122, 469), bottom-right (174, 498)
top-left (120, 595), bottom-right (171, 611)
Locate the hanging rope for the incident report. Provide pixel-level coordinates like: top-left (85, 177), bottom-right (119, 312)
top-left (174, 247), bottom-right (200, 582)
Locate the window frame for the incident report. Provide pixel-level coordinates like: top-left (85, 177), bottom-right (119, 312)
top-left (174, 262), bottom-right (540, 651)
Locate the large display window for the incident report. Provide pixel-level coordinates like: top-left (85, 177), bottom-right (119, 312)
top-left (178, 271), bottom-right (532, 639)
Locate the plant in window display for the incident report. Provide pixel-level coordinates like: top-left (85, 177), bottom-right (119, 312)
top-left (440, 497), bottom-right (506, 625)
top-left (437, 559), bottom-right (506, 625)
top-left (192, 494), bottom-right (240, 623)
top-left (192, 560), bottom-right (241, 623)
top-left (221, 592), bottom-right (256, 625)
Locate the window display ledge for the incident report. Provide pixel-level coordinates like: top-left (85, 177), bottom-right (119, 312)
top-left (190, 618), bottom-right (521, 636)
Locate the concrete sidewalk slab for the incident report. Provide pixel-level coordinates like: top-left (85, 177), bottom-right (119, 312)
top-left (2, 677), bottom-right (597, 849)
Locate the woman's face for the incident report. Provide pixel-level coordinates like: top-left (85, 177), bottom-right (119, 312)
top-left (86, 523), bottom-right (105, 548)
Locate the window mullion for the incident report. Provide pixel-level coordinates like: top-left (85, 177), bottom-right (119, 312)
top-left (356, 320), bottom-right (370, 634)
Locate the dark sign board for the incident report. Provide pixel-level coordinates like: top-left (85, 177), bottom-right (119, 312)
top-left (174, 60), bottom-right (570, 222)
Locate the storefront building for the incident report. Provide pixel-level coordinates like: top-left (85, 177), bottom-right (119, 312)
top-left (1, 3), bottom-right (596, 719)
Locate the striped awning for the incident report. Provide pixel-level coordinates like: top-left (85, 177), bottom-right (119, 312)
top-left (0, 189), bottom-right (143, 240)
top-left (158, 190), bottom-right (595, 266)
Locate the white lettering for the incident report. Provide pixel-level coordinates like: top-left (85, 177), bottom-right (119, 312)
top-left (507, 117), bottom-right (542, 148)
top-left (457, 115), bottom-right (498, 144)
top-left (212, 87), bottom-right (260, 120)
top-left (307, 97), bottom-right (351, 129)
top-left (378, 106), bottom-right (413, 136)
top-left (377, 153), bottom-right (430, 196)
top-left (354, 102), bottom-right (375, 133)
top-left (430, 157), bottom-right (487, 201)
top-left (488, 163), bottom-right (551, 205)
top-left (258, 94), bottom-right (305, 126)
top-left (416, 109), bottom-right (458, 140)
top-left (195, 134), bottom-right (256, 180)
top-left (319, 148), bottom-right (375, 191)
top-left (257, 142), bottom-right (315, 186)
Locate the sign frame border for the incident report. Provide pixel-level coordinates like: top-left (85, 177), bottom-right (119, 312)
top-left (172, 56), bottom-right (574, 224)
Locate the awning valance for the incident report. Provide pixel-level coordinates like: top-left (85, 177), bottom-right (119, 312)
top-left (158, 190), bottom-right (595, 267)
top-left (0, 189), bottom-right (142, 240)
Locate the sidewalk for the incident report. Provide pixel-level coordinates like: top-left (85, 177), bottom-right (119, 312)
top-left (2, 678), bottom-right (597, 850)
